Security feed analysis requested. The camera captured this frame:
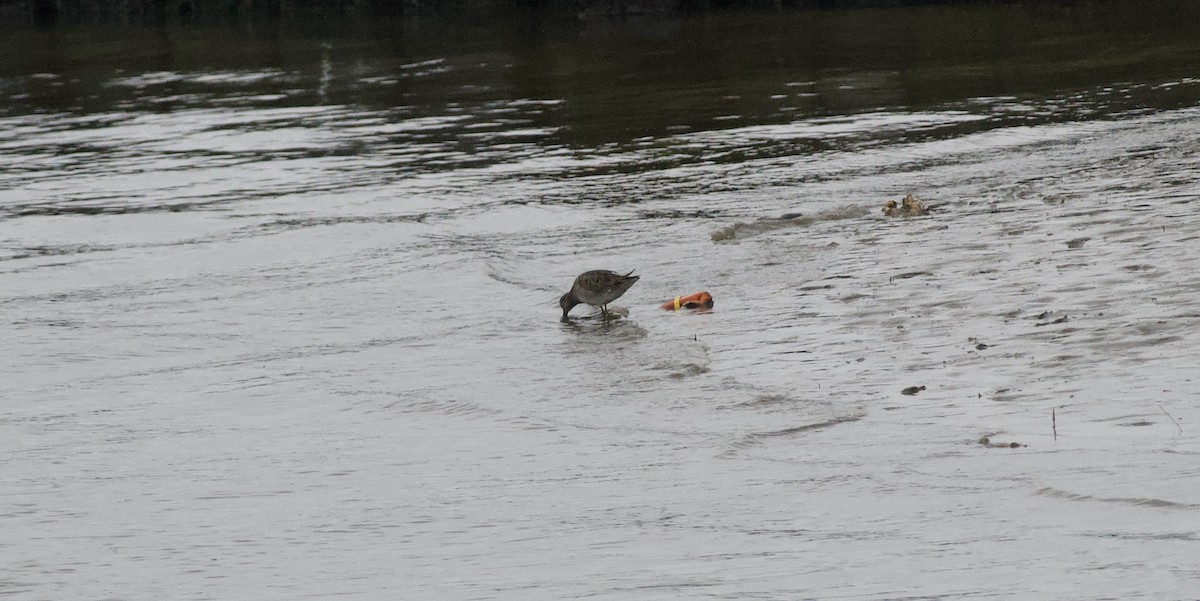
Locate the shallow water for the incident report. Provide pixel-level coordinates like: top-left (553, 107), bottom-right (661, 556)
top-left (3, 3), bottom-right (1200, 599)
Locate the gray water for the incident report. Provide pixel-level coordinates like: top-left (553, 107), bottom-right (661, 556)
top-left (3, 3), bottom-right (1200, 599)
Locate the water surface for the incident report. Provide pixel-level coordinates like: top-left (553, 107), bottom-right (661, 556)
top-left (3, 3), bottom-right (1200, 599)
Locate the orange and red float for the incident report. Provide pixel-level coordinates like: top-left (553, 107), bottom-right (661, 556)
top-left (660, 291), bottom-right (714, 311)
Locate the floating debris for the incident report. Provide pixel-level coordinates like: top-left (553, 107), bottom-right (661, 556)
top-left (660, 291), bottom-right (714, 311)
top-left (891, 270), bottom-right (934, 281)
top-left (883, 193), bottom-right (930, 217)
top-left (901, 385), bottom-right (926, 396)
top-left (979, 436), bottom-right (1025, 449)
top-left (969, 337), bottom-right (992, 350)
top-left (1035, 315), bottom-right (1070, 326)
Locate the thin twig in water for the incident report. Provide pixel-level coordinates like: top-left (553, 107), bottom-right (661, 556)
top-left (1158, 404), bottom-right (1183, 434)
top-left (1052, 407), bottom-right (1057, 441)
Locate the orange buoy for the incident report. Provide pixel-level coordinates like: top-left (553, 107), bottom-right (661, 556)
top-left (661, 291), bottom-right (714, 311)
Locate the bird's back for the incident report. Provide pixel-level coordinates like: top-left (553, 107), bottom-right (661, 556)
top-left (572, 270), bottom-right (639, 306)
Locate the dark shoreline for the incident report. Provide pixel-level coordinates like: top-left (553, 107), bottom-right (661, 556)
top-left (1, 0), bottom-right (1113, 27)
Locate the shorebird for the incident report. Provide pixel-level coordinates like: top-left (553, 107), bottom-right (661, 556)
top-left (560, 270), bottom-right (640, 319)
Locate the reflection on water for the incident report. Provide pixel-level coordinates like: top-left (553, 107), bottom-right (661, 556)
top-left (1, 2), bottom-right (1197, 220)
top-left (5, 3), bottom-right (1200, 132)
top-left (3, 2), bottom-right (1200, 600)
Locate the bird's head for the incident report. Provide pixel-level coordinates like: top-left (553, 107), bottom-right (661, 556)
top-left (559, 292), bottom-right (579, 319)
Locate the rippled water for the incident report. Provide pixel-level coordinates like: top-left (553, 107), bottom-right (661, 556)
top-left (4, 3), bottom-right (1200, 599)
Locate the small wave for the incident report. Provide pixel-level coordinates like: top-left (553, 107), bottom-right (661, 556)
top-left (663, 362), bottom-right (710, 379)
top-left (252, 214), bottom-right (428, 234)
top-left (711, 204), bottom-right (871, 242)
top-left (679, 109), bottom-right (988, 145)
top-left (0, 200), bottom-right (221, 219)
top-left (730, 413), bottom-right (864, 449)
top-left (725, 393), bottom-right (802, 411)
top-left (0, 242), bottom-right (117, 262)
top-left (377, 394), bottom-right (502, 418)
top-left (485, 262), bottom-right (560, 294)
top-left (1085, 531), bottom-right (1200, 541)
top-left (1034, 487), bottom-right (1200, 510)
